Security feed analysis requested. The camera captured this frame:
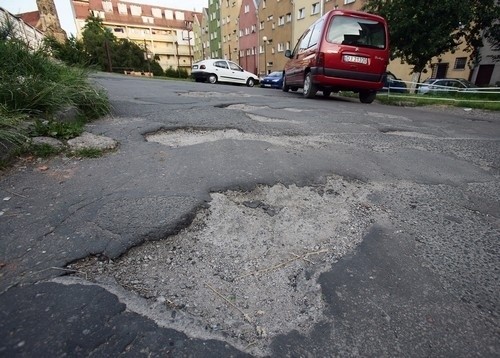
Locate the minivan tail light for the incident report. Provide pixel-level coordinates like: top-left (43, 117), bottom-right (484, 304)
top-left (200, 65), bottom-right (206, 69)
top-left (315, 52), bottom-right (325, 68)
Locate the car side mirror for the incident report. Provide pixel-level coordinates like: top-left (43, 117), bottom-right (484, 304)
top-left (285, 49), bottom-right (292, 58)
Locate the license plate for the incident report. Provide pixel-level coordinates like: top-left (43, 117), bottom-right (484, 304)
top-left (264, 84), bottom-right (271, 87)
top-left (343, 55), bottom-right (368, 64)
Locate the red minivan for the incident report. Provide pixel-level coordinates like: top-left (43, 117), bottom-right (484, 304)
top-left (283, 9), bottom-right (389, 103)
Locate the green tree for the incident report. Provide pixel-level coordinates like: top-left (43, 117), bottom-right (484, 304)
top-left (44, 35), bottom-right (90, 66)
top-left (364, 0), bottom-right (500, 76)
top-left (81, 15), bottom-right (115, 71)
top-left (111, 38), bottom-right (146, 71)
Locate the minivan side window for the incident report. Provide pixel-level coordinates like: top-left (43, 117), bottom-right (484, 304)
top-left (298, 29), bottom-right (313, 52)
top-left (308, 19), bottom-right (324, 48)
top-left (326, 16), bottom-right (386, 49)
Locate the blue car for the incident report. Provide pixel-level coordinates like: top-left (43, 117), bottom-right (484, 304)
top-left (260, 71), bottom-right (284, 89)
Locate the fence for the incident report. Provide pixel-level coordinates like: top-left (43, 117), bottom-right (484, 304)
top-left (381, 78), bottom-right (500, 105)
top-left (0, 7), bottom-right (45, 51)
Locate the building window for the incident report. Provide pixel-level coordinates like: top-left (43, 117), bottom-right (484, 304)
top-left (130, 5), bottom-right (141, 16)
top-left (267, 15), bottom-right (273, 21)
top-left (277, 42), bottom-right (284, 52)
top-left (175, 11), bottom-right (185, 20)
top-left (262, 0), bottom-right (266, 8)
top-left (118, 3), bottom-right (127, 14)
top-left (251, 25), bottom-right (256, 33)
top-left (286, 13), bottom-right (292, 22)
top-left (311, 3), bottom-right (320, 15)
top-left (151, 8), bottom-right (162, 18)
top-left (298, 8), bottom-right (305, 20)
top-left (454, 57), bottom-right (467, 70)
top-left (102, 1), bottom-right (113, 12)
top-left (278, 16), bottom-right (285, 26)
top-left (244, 4), bottom-right (249, 13)
top-left (344, 0), bottom-right (355, 4)
top-left (260, 21), bottom-right (264, 30)
top-left (239, 29), bottom-right (243, 37)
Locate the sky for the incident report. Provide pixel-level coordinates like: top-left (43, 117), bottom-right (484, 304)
top-left (0, 0), bottom-right (208, 35)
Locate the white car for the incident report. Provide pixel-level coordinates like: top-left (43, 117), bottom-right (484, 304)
top-left (191, 59), bottom-right (259, 87)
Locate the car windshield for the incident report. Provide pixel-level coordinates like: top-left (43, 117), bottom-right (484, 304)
top-left (326, 15), bottom-right (386, 49)
top-left (267, 72), bottom-right (282, 77)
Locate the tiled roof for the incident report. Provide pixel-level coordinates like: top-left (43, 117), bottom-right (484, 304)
top-left (18, 11), bottom-right (40, 28)
top-left (75, 0), bottom-right (202, 29)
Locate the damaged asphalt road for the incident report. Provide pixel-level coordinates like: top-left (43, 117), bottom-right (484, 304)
top-left (1, 72), bottom-right (499, 356)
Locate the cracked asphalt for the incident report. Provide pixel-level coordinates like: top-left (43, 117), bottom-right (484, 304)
top-left (0, 72), bottom-right (499, 357)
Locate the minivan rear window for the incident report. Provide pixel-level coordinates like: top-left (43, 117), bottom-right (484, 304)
top-left (326, 16), bottom-right (386, 49)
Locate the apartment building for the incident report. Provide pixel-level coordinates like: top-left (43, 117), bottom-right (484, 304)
top-left (220, 0), bottom-right (242, 61)
top-left (258, 0), bottom-right (293, 76)
top-left (71, 0), bottom-right (200, 73)
top-left (238, 0), bottom-right (259, 73)
top-left (208, 0), bottom-right (222, 59)
top-left (193, 8), bottom-right (210, 62)
top-left (292, 0), bottom-right (323, 45)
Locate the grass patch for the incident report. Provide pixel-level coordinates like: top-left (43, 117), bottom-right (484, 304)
top-left (70, 147), bottom-right (105, 158)
top-left (0, 29), bottom-right (111, 167)
top-left (31, 119), bottom-right (85, 140)
top-left (377, 92), bottom-right (500, 111)
top-left (29, 143), bottom-right (63, 158)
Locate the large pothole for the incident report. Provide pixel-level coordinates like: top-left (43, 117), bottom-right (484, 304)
top-left (68, 176), bottom-right (385, 355)
top-left (145, 128), bottom-right (328, 149)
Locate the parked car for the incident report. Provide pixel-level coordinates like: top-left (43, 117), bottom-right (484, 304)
top-left (379, 71), bottom-right (407, 93)
top-left (191, 59), bottom-right (259, 87)
top-left (260, 71), bottom-right (284, 89)
top-left (417, 78), bottom-right (477, 94)
top-left (283, 9), bottom-right (389, 103)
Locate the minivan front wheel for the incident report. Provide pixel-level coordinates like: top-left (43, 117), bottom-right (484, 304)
top-left (303, 73), bottom-right (317, 98)
top-left (246, 78), bottom-right (255, 87)
top-left (359, 91), bottom-right (376, 104)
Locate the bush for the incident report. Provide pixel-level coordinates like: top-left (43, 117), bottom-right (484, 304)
top-left (0, 21), bottom-right (111, 163)
top-left (164, 66), bottom-right (189, 78)
top-left (0, 40), bottom-right (110, 119)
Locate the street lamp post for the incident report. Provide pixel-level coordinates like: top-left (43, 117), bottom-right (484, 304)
top-left (183, 21), bottom-right (193, 68)
top-left (262, 35), bottom-right (267, 76)
top-left (175, 41), bottom-right (180, 77)
top-left (143, 39), bottom-right (151, 75)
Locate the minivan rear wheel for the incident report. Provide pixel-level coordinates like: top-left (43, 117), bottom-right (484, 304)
top-left (359, 91), bottom-right (376, 104)
top-left (282, 75), bottom-right (290, 92)
top-left (303, 73), bottom-right (317, 98)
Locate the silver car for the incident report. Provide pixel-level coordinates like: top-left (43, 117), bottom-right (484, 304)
top-left (417, 78), bottom-right (477, 94)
